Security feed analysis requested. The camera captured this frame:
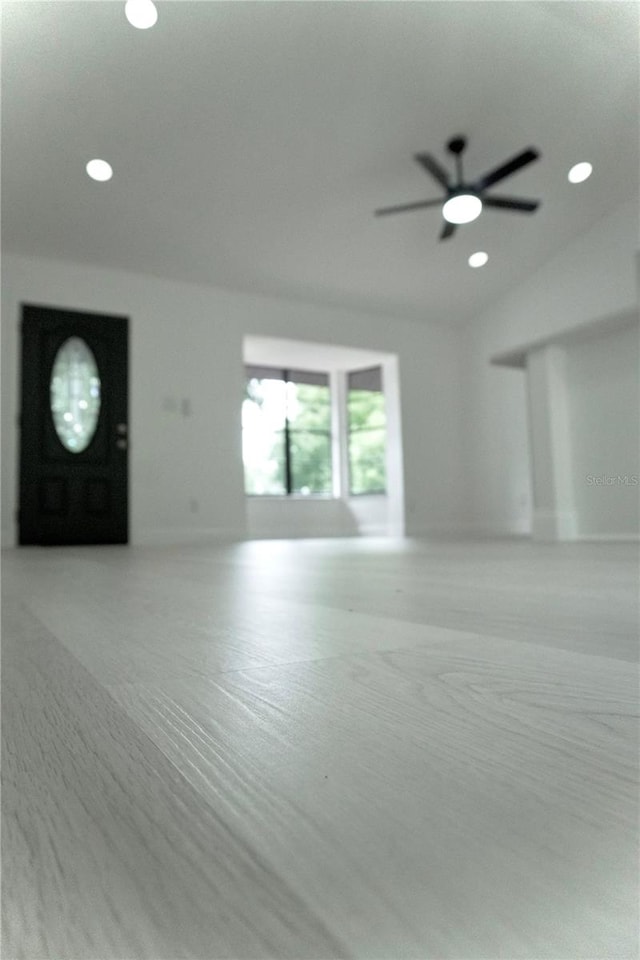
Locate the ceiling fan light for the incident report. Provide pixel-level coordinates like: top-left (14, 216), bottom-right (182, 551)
top-left (86, 159), bottom-right (113, 182)
top-left (125, 0), bottom-right (158, 29)
top-left (568, 162), bottom-right (592, 184)
top-left (442, 193), bottom-right (482, 224)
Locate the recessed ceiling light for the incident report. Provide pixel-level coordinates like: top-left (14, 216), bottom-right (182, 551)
top-left (86, 159), bottom-right (113, 182)
top-left (125, 0), bottom-right (158, 30)
top-left (442, 194), bottom-right (483, 225)
top-left (568, 162), bottom-right (592, 184)
top-left (468, 251), bottom-right (489, 268)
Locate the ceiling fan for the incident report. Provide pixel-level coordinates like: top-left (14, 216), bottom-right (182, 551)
top-left (374, 136), bottom-right (541, 240)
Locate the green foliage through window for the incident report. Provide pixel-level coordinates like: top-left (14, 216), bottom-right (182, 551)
top-left (243, 369), bottom-right (332, 496)
top-left (348, 368), bottom-right (387, 495)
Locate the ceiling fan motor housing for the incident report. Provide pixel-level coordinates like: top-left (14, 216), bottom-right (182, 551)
top-left (447, 136), bottom-right (467, 156)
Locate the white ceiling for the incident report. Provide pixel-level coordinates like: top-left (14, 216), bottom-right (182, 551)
top-left (2, 1), bottom-right (638, 324)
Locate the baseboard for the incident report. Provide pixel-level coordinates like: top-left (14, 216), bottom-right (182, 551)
top-left (246, 527), bottom-right (357, 540)
top-left (1, 526), bottom-right (16, 549)
top-left (356, 524), bottom-right (401, 537)
top-left (532, 510), bottom-right (578, 541)
top-left (407, 521), bottom-right (531, 540)
top-left (575, 533), bottom-right (640, 542)
top-left (133, 526), bottom-right (245, 546)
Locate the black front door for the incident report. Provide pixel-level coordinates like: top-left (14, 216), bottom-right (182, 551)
top-left (19, 304), bottom-right (129, 545)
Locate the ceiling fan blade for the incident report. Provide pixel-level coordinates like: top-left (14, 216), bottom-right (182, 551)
top-left (473, 148), bottom-right (539, 192)
top-left (440, 220), bottom-right (456, 240)
top-left (482, 195), bottom-right (539, 212)
top-left (414, 153), bottom-right (450, 190)
top-left (374, 198), bottom-right (442, 217)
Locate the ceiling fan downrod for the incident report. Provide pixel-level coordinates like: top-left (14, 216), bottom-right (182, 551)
top-left (447, 135), bottom-right (466, 188)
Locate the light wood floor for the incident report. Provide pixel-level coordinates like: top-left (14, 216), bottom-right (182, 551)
top-left (2, 537), bottom-right (638, 959)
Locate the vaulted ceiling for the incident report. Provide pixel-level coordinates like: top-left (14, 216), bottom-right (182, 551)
top-left (2, 1), bottom-right (638, 323)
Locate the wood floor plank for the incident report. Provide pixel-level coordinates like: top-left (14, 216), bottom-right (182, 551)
top-left (3, 551), bottom-right (498, 684)
top-left (106, 634), bottom-right (638, 959)
top-left (2, 538), bottom-right (638, 958)
top-left (228, 538), bottom-right (640, 661)
top-left (1, 603), bottom-right (348, 959)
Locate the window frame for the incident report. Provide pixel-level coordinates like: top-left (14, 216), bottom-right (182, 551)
top-left (243, 366), bottom-right (333, 498)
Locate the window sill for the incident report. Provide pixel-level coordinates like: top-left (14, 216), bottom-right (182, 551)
top-left (245, 494), bottom-right (336, 501)
top-left (246, 493), bottom-right (388, 501)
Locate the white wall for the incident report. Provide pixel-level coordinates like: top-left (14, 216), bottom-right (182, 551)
top-left (565, 323), bottom-right (639, 538)
top-left (1, 252), bottom-right (465, 546)
top-left (460, 200), bottom-right (639, 537)
top-left (246, 497), bottom-right (359, 540)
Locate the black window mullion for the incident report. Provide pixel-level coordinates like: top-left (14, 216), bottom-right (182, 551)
top-left (283, 369), bottom-right (293, 494)
top-left (244, 365), bottom-right (333, 497)
top-left (284, 423), bottom-right (293, 494)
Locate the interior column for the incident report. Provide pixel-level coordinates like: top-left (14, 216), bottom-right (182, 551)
top-left (526, 344), bottom-right (577, 541)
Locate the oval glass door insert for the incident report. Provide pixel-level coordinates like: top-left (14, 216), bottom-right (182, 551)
top-left (50, 337), bottom-right (101, 452)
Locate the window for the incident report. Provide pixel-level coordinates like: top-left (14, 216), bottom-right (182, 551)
top-left (50, 337), bottom-right (101, 453)
top-left (347, 366), bottom-right (387, 495)
top-left (243, 366), bottom-right (332, 496)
